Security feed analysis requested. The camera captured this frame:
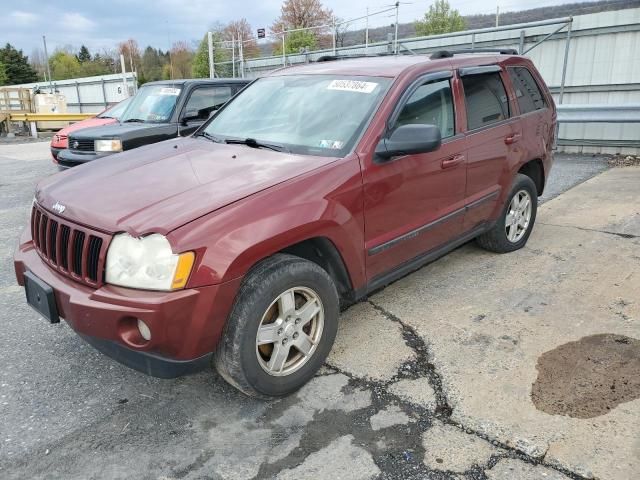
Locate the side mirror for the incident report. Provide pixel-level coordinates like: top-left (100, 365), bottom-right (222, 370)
top-left (375, 124), bottom-right (442, 160)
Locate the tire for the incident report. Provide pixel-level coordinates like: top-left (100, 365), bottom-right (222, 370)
top-left (214, 254), bottom-right (339, 398)
top-left (476, 173), bottom-right (538, 253)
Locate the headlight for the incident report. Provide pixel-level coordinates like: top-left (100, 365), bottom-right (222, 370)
top-left (105, 233), bottom-right (195, 291)
top-left (95, 139), bottom-right (122, 152)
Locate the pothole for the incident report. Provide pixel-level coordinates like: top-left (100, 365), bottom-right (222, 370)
top-left (531, 334), bottom-right (640, 418)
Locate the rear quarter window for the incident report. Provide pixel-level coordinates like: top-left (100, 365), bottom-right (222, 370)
top-left (461, 72), bottom-right (510, 130)
top-left (507, 67), bottom-right (547, 114)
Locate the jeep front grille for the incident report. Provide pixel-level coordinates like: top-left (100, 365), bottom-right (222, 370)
top-left (31, 204), bottom-right (109, 286)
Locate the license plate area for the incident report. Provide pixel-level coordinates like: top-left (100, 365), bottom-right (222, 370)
top-left (24, 271), bottom-right (60, 324)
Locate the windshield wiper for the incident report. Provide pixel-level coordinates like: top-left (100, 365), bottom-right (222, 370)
top-left (225, 137), bottom-right (287, 152)
top-left (123, 118), bottom-right (145, 123)
top-left (196, 131), bottom-right (222, 143)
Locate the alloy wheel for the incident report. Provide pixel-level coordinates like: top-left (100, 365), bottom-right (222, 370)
top-left (255, 286), bottom-right (324, 376)
top-left (505, 189), bottom-right (532, 243)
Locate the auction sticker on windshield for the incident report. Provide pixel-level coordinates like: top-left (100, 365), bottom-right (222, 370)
top-left (327, 80), bottom-right (378, 94)
top-left (159, 87), bottom-right (181, 96)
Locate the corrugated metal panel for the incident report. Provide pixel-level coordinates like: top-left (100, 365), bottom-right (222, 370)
top-left (242, 8), bottom-right (640, 153)
top-left (4, 73), bottom-right (137, 113)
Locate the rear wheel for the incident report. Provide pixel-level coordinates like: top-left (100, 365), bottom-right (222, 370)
top-left (476, 173), bottom-right (538, 253)
top-left (214, 254), bottom-right (339, 398)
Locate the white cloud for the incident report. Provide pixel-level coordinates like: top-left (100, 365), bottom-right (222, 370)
top-left (60, 12), bottom-right (96, 31)
top-left (9, 11), bottom-right (39, 26)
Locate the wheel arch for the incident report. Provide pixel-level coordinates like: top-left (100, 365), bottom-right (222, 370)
top-left (518, 158), bottom-right (545, 196)
top-left (278, 236), bottom-right (355, 304)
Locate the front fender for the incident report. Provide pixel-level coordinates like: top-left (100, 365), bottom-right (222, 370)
top-left (169, 157), bottom-right (366, 290)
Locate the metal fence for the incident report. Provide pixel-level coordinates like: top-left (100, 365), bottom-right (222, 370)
top-left (219, 7), bottom-right (640, 154)
top-left (4, 72), bottom-right (137, 113)
top-left (556, 104), bottom-right (640, 149)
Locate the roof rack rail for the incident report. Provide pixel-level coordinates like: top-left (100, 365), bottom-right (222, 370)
top-left (316, 52), bottom-right (407, 62)
top-left (430, 48), bottom-right (518, 59)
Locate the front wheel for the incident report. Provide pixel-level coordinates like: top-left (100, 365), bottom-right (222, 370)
top-left (476, 173), bottom-right (538, 253)
top-left (214, 254), bottom-right (339, 398)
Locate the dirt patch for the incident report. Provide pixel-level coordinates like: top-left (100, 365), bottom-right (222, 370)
top-left (608, 155), bottom-right (640, 167)
top-left (531, 334), bottom-right (640, 418)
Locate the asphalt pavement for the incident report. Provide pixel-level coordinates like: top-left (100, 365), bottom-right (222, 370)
top-left (1, 141), bottom-right (636, 480)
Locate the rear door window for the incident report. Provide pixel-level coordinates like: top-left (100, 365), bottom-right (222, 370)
top-left (461, 72), bottom-right (510, 130)
top-left (395, 79), bottom-right (455, 138)
top-left (507, 67), bottom-right (547, 114)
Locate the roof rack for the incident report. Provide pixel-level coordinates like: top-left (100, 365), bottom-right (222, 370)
top-left (315, 53), bottom-right (393, 62)
top-left (429, 48), bottom-right (518, 59)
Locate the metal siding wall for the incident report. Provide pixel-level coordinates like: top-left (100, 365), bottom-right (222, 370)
top-left (6, 73), bottom-right (136, 114)
top-left (242, 8), bottom-right (640, 154)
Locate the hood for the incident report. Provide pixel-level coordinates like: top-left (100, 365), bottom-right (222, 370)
top-left (57, 117), bottom-right (117, 137)
top-left (36, 137), bottom-right (337, 235)
top-left (68, 122), bottom-right (175, 142)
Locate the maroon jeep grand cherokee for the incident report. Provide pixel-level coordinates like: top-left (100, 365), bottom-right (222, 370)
top-left (15, 51), bottom-right (555, 397)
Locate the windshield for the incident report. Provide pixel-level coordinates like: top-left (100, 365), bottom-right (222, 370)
top-left (120, 85), bottom-right (181, 123)
top-left (98, 97), bottom-right (132, 120)
top-left (203, 75), bottom-right (391, 157)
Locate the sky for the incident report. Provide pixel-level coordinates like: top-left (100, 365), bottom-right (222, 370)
top-left (3, 0), bottom-right (580, 55)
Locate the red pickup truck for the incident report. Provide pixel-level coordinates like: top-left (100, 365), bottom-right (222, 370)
top-left (15, 50), bottom-right (555, 398)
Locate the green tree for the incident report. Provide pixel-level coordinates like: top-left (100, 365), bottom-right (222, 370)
top-left (0, 61), bottom-right (8, 86)
top-left (273, 30), bottom-right (318, 55)
top-left (415, 0), bottom-right (465, 36)
top-left (80, 60), bottom-right (111, 77)
top-left (193, 32), bottom-right (233, 78)
top-left (0, 43), bottom-right (38, 84)
top-left (50, 51), bottom-right (81, 80)
top-left (77, 45), bottom-right (91, 63)
top-left (140, 46), bottom-right (164, 82)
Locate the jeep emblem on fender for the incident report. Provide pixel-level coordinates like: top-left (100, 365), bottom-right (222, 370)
top-left (52, 202), bottom-right (66, 214)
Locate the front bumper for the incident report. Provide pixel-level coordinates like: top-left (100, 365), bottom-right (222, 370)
top-left (56, 149), bottom-right (115, 168)
top-left (14, 237), bottom-right (240, 378)
top-left (50, 146), bottom-right (63, 162)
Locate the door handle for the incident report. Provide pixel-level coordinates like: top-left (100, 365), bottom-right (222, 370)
top-left (505, 133), bottom-right (522, 145)
top-left (442, 154), bottom-right (465, 169)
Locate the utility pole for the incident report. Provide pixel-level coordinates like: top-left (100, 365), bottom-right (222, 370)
top-left (496, 5), bottom-right (500, 27)
top-left (128, 40), bottom-right (137, 94)
top-left (365, 7), bottom-right (369, 52)
top-left (282, 32), bottom-right (286, 66)
top-left (231, 35), bottom-right (236, 78)
top-left (333, 18), bottom-right (337, 55)
top-left (394, 1), bottom-right (400, 54)
top-left (239, 34), bottom-right (244, 79)
top-left (42, 35), bottom-right (53, 93)
top-left (207, 31), bottom-right (215, 78)
top-left (120, 54), bottom-right (129, 98)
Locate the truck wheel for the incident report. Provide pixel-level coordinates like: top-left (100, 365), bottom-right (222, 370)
top-left (214, 254), bottom-right (339, 398)
top-left (476, 173), bottom-right (538, 253)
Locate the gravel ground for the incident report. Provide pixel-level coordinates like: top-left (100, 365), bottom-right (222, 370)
top-left (1, 143), bottom-right (635, 480)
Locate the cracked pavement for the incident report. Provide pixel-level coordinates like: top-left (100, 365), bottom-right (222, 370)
top-left (1, 142), bottom-right (638, 480)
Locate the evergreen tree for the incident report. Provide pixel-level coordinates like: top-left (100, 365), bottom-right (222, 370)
top-left (0, 61), bottom-right (8, 86)
top-left (77, 45), bottom-right (91, 63)
top-left (0, 43), bottom-right (38, 84)
top-left (140, 46), bottom-right (164, 82)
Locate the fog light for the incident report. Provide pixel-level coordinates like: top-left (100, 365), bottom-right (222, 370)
top-left (137, 319), bottom-right (151, 341)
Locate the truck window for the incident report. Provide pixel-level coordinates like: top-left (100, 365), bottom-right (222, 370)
top-left (461, 72), bottom-right (510, 130)
top-left (395, 79), bottom-right (455, 138)
top-left (507, 67), bottom-right (547, 114)
top-left (183, 86), bottom-right (233, 120)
